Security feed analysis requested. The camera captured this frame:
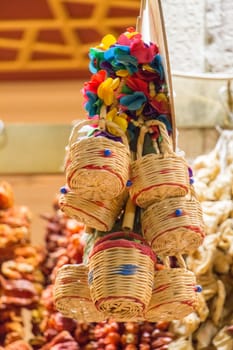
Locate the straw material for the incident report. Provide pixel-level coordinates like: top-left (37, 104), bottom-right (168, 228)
top-left (145, 267), bottom-right (198, 322)
top-left (129, 121), bottom-right (189, 208)
top-left (54, 264), bottom-right (104, 322)
top-left (59, 190), bottom-right (126, 232)
top-left (142, 196), bottom-right (205, 255)
top-left (88, 232), bottom-right (155, 321)
top-left (66, 118), bottom-right (130, 201)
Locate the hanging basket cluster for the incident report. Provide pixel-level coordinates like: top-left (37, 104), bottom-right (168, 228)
top-left (55, 26), bottom-right (205, 322)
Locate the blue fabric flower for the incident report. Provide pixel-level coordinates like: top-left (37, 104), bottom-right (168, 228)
top-left (84, 91), bottom-right (101, 116)
top-left (156, 114), bottom-right (172, 132)
top-left (104, 45), bottom-right (130, 60)
top-left (104, 46), bottom-right (138, 75)
top-left (120, 91), bottom-right (147, 110)
top-left (150, 54), bottom-right (165, 80)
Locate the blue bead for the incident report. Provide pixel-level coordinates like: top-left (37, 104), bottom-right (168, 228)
top-left (175, 208), bottom-right (183, 216)
top-left (126, 180), bottom-right (132, 187)
top-left (190, 178), bottom-right (195, 185)
top-left (60, 186), bottom-right (68, 194)
top-left (104, 149), bottom-right (112, 157)
top-left (195, 285), bottom-right (202, 293)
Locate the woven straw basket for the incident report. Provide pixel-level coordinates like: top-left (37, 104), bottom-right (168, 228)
top-left (141, 190), bottom-right (205, 255)
top-left (88, 232), bottom-right (156, 322)
top-left (145, 256), bottom-right (198, 322)
top-left (54, 264), bottom-right (104, 322)
top-left (129, 120), bottom-right (190, 208)
top-left (59, 190), bottom-right (126, 232)
top-left (66, 111), bottom-right (130, 201)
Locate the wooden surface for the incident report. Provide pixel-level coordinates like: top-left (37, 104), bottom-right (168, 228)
top-left (0, 0), bottom-right (140, 80)
top-left (0, 174), bottom-right (65, 245)
top-left (0, 80), bottom-right (84, 123)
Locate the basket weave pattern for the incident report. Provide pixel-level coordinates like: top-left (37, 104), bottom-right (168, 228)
top-left (67, 136), bottom-right (130, 201)
top-left (65, 116), bottom-right (130, 201)
top-left (88, 233), bottom-right (155, 321)
top-left (59, 190), bottom-right (126, 232)
top-left (142, 196), bottom-right (205, 255)
top-left (54, 264), bottom-right (104, 322)
top-left (145, 267), bottom-right (198, 322)
top-left (129, 122), bottom-right (190, 209)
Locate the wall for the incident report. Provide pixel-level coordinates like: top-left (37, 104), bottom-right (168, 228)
top-left (162, 0), bottom-right (233, 73)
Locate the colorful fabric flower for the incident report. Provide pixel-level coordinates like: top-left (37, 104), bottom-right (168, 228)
top-left (97, 77), bottom-right (120, 106)
top-left (149, 54), bottom-right (165, 80)
top-left (89, 48), bottom-right (105, 74)
top-left (130, 39), bottom-right (158, 64)
top-left (83, 70), bottom-right (106, 96)
top-left (104, 46), bottom-right (138, 75)
top-left (150, 92), bottom-right (169, 114)
top-left (84, 91), bottom-right (102, 117)
top-left (125, 76), bottom-right (149, 97)
top-left (106, 107), bottom-right (128, 136)
top-left (100, 61), bottom-right (116, 77)
top-left (117, 29), bottom-right (141, 46)
top-left (120, 91), bottom-right (147, 111)
top-left (83, 27), bottom-right (173, 137)
top-left (95, 34), bottom-right (116, 50)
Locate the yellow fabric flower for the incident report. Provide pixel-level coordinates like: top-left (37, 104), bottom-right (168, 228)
top-left (96, 34), bottom-right (116, 50)
top-left (156, 93), bottom-right (168, 103)
top-left (97, 77), bottom-right (120, 106)
top-left (106, 108), bottom-right (128, 136)
top-left (116, 69), bottom-right (129, 77)
top-left (124, 31), bottom-right (139, 39)
top-left (142, 64), bottom-right (155, 73)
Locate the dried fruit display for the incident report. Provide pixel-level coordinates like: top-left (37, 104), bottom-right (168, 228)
top-left (168, 129), bottom-right (233, 350)
top-left (0, 181), bottom-right (44, 349)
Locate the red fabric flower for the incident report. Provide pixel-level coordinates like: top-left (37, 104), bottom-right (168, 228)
top-left (83, 70), bottom-right (106, 96)
top-left (126, 76), bottom-right (149, 97)
top-left (149, 94), bottom-right (169, 114)
top-left (130, 38), bottom-right (158, 64)
top-left (150, 125), bottom-right (160, 140)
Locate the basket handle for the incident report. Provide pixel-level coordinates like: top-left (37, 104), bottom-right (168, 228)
top-left (136, 120), bottom-right (174, 159)
top-left (163, 254), bottom-right (187, 269)
top-left (69, 106), bottom-right (130, 151)
top-left (68, 119), bottom-right (97, 147)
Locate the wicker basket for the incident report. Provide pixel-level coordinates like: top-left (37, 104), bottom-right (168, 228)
top-left (141, 191), bottom-right (205, 255)
top-left (54, 264), bottom-right (104, 322)
top-left (129, 120), bottom-right (190, 208)
top-left (66, 111), bottom-right (130, 201)
top-left (88, 232), bottom-right (156, 321)
top-left (145, 256), bottom-right (198, 322)
top-left (59, 190), bottom-right (126, 232)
